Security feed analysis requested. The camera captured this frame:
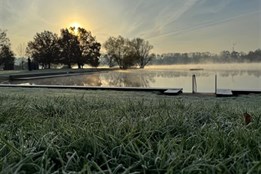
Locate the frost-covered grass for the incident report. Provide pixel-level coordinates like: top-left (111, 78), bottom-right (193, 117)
top-left (0, 88), bottom-right (261, 173)
top-left (0, 68), bottom-right (87, 76)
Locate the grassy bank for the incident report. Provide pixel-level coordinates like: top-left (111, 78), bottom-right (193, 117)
top-left (0, 68), bottom-right (96, 77)
top-left (0, 88), bottom-right (261, 173)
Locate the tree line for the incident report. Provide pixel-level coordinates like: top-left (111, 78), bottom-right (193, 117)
top-left (1, 27), bottom-right (261, 71)
top-left (152, 50), bottom-right (261, 65)
top-left (26, 27), bottom-right (101, 69)
top-left (1, 28), bottom-right (154, 70)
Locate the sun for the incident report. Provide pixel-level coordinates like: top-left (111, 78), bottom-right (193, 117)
top-left (71, 22), bottom-right (81, 29)
top-left (69, 22), bottom-right (81, 34)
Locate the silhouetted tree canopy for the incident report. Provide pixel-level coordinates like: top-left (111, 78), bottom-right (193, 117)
top-left (0, 30), bottom-right (15, 70)
top-left (26, 27), bottom-right (101, 69)
top-left (246, 49), bottom-right (261, 62)
top-left (26, 31), bottom-right (60, 69)
top-left (58, 28), bottom-right (81, 69)
top-left (76, 27), bottom-right (101, 68)
top-left (0, 29), bottom-right (10, 49)
top-left (58, 27), bottom-right (101, 68)
top-left (0, 45), bottom-right (15, 70)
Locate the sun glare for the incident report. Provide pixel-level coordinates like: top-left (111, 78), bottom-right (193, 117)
top-left (71, 22), bottom-right (81, 29)
top-left (69, 22), bottom-right (81, 34)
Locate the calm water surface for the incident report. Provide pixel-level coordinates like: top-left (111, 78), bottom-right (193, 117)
top-left (3, 63), bottom-right (261, 93)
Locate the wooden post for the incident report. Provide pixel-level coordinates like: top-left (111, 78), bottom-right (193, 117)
top-left (215, 74), bottom-right (216, 94)
top-left (28, 58), bottom-right (32, 71)
top-left (192, 74), bottom-right (196, 94)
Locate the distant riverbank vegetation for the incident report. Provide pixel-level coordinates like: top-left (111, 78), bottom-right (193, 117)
top-left (148, 49), bottom-right (261, 65)
top-left (1, 28), bottom-right (261, 71)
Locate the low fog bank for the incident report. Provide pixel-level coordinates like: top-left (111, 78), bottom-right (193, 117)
top-left (146, 63), bottom-right (261, 72)
top-left (149, 49), bottom-right (261, 65)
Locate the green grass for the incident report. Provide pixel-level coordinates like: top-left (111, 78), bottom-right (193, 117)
top-left (0, 88), bottom-right (261, 173)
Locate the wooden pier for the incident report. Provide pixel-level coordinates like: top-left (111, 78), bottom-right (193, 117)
top-left (163, 89), bottom-right (183, 95)
top-left (0, 84), bottom-right (260, 97)
top-left (216, 89), bottom-right (261, 97)
top-left (216, 89), bottom-right (233, 97)
top-left (0, 84), bottom-right (183, 95)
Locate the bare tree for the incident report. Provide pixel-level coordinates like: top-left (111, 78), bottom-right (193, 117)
top-left (104, 36), bottom-right (137, 69)
top-left (16, 43), bottom-right (27, 69)
top-left (16, 43), bottom-right (26, 58)
top-left (131, 38), bottom-right (154, 68)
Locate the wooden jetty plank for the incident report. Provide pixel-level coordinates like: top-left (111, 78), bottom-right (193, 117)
top-left (216, 89), bottom-right (233, 97)
top-left (163, 89), bottom-right (183, 95)
top-left (15, 73), bottom-right (87, 80)
top-left (0, 84), bottom-right (182, 93)
top-left (8, 68), bottom-right (113, 80)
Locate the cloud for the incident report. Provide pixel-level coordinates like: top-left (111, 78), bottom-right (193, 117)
top-left (0, 0), bottom-right (45, 28)
top-left (0, 0), bottom-right (260, 53)
top-left (124, 0), bottom-right (200, 39)
top-left (156, 0), bottom-right (199, 31)
top-left (0, 0), bottom-right (19, 26)
top-left (197, 0), bottom-right (232, 14)
top-left (116, 0), bottom-right (199, 39)
top-left (145, 10), bottom-right (260, 40)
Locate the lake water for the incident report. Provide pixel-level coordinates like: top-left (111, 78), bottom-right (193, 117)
top-left (3, 63), bottom-right (261, 93)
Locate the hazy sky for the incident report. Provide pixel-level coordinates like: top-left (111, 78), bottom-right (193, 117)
top-left (0, 0), bottom-right (260, 55)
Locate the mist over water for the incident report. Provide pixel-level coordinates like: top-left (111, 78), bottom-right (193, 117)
top-left (2, 63), bottom-right (261, 93)
top-left (146, 63), bottom-right (261, 71)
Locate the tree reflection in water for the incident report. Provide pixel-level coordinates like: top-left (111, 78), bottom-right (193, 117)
top-left (10, 73), bottom-right (102, 86)
top-left (100, 70), bottom-right (155, 87)
top-left (217, 70), bottom-right (261, 78)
